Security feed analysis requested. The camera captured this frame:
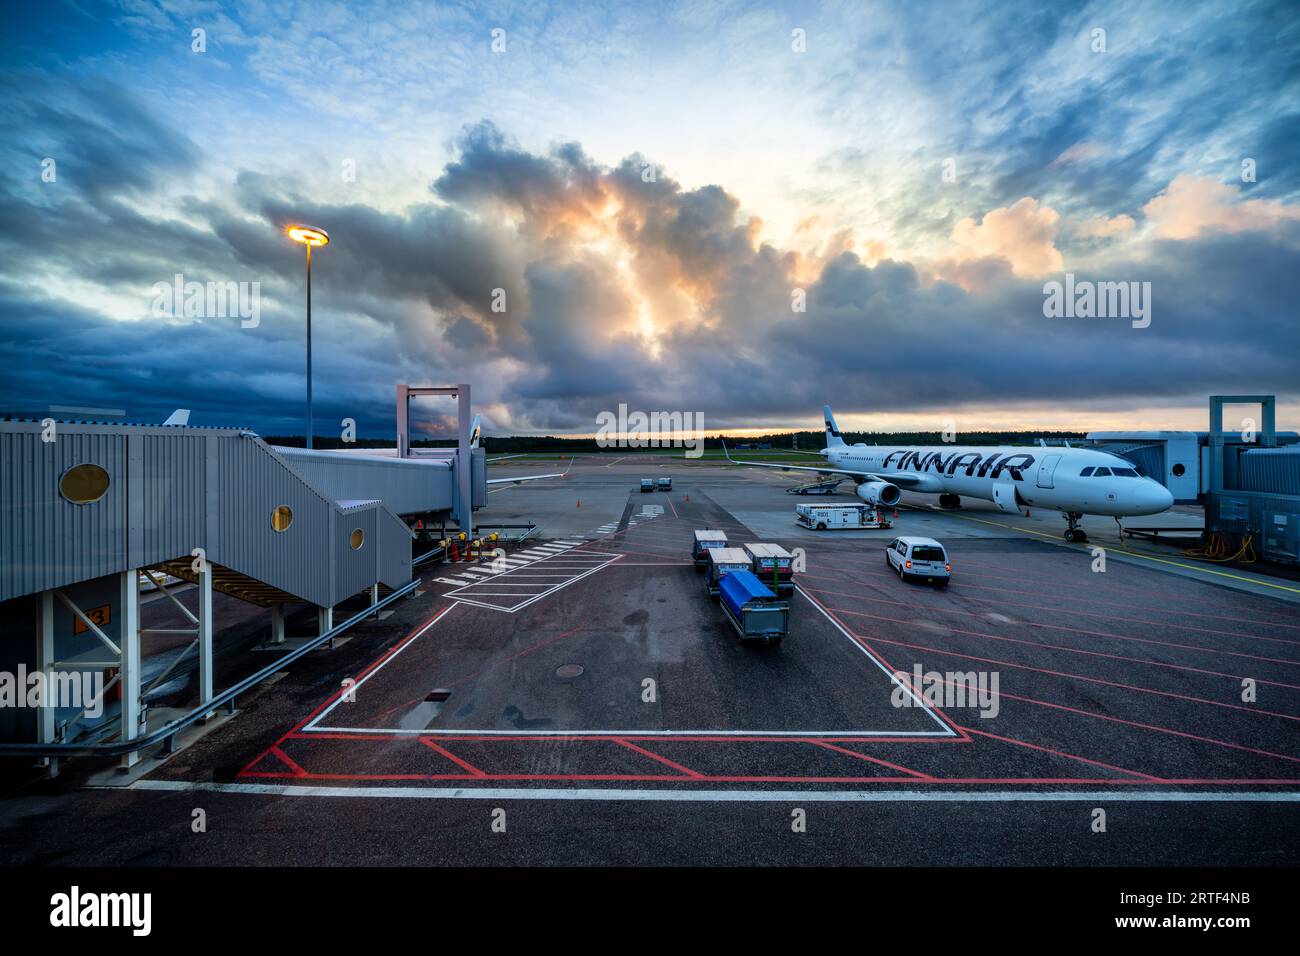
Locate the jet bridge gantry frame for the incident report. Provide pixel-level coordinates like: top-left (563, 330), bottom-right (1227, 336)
top-left (396, 383), bottom-right (473, 536)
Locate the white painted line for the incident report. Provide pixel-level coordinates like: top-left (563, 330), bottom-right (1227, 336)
top-left (795, 585), bottom-right (957, 737)
top-left (312, 726), bottom-right (954, 737)
top-left (130, 780), bottom-right (1300, 803)
top-left (306, 602), bottom-right (459, 730)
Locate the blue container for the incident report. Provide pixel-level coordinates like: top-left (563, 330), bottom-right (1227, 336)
top-left (719, 569), bottom-right (776, 618)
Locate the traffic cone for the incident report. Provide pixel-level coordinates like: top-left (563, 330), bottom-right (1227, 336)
top-left (684, 495), bottom-right (689, 502)
top-left (892, 509), bottom-right (899, 519)
top-left (576, 499), bottom-right (581, 508)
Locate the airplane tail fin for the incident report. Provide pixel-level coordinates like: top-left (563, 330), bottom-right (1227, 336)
top-left (469, 415), bottom-right (482, 449)
top-left (823, 404), bottom-right (845, 448)
top-left (162, 409), bottom-right (190, 426)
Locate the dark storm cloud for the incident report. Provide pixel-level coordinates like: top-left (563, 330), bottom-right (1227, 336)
top-left (2, 79), bottom-right (1298, 436)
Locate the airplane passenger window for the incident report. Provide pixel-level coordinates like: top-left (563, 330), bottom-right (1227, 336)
top-left (1080, 467), bottom-right (1095, 476)
top-left (1093, 467), bottom-right (1111, 477)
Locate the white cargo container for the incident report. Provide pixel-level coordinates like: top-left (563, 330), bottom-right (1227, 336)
top-left (795, 502), bottom-right (892, 530)
top-left (704, 547), bottom-right (753, 597)
top-left (692, 529), bottom-right (729, 568)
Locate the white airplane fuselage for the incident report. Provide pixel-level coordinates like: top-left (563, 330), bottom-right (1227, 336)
top-left (825, 443), bottom-right (1174, 518)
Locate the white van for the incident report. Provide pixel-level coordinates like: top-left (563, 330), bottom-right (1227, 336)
top-left (885, 536), bottom-right (951, 585)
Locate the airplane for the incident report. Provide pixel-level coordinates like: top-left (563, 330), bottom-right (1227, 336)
top-left (723, 404), bottom-right (1175, 542)
top-left (470, 414), bottom-right (523, 462)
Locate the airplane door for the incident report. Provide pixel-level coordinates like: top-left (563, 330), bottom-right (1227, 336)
top-left (1036, 454), bottom-right (1061, 489)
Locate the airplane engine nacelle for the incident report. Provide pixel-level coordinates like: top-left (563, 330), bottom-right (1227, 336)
top-left (856, 480), bottom-right (901, 507)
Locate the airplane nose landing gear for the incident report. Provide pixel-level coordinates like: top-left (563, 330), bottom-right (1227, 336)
top-left (939, 493), bottom-right (962, 509)
top-left (1064, 512), bottom-right (1088, 543)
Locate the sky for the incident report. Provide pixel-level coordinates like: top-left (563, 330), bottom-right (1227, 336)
top-left (1, 0), bottom-right (1298, 440)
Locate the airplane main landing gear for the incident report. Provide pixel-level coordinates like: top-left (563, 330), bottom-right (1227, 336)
top-left (1063, 512), bottom-right (1088, 543)
top-left (939, 493), bottom-right (962, 509)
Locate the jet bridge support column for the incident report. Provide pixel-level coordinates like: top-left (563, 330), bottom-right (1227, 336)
top-left (456, 384), bottom-right (472, 537)
top-left (37, 591), bottom-right (57, 776)
top-left (119, 570), bottom-right (141, 770)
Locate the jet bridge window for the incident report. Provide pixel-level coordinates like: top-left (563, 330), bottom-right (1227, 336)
top-left (350, 528), bottom-right (365, 550)
top-left (1079, 467), bottom-right (1095, 476)
top-left (271, 505), bottom-right (294, 532)
top-left (59, 463), bottom-right (110, 504)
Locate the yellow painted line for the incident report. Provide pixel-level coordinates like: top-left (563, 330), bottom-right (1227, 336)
top-left (943, 510), bottom-right (1300, 595)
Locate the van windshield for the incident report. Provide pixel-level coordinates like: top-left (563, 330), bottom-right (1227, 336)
top-left (912, 546), bottom-right (945, 562)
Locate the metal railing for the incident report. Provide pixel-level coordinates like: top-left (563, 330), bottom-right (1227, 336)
top-left (0, 577), bottom-right (421, 761)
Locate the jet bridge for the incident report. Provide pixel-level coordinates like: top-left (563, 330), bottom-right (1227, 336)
top-left (0, 383), bottom-right (485, 763)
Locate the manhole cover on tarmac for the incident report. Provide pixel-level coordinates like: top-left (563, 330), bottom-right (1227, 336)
top-left (555, 663), bottom-right (585, 679)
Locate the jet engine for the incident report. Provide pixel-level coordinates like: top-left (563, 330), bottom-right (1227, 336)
top-left (855, 480), bottom-right (901, 507)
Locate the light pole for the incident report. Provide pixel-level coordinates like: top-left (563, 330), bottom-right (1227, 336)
top-left (287, 224), bottom-right (330, 449)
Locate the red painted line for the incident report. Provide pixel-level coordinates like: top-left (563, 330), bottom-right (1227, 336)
top-left (810, 563), bottom-right (1300, 637)
top-left (831, 633), bottom-right (1300, 765)
top-left (419, 738), bottom-right (487, 777)
top-left (831, 623), bottom-right (1300, 723)
top-left (955, 725), bottom-right (1163, 781)
top-left (239, 603), bottom-right (459, 776)
top-left (611, 738), bottom-right (703, 777)
top-left (807, 740), bottom-right (936, 780)
top-left (269, 745), bottom-right (309, 778)
top-left (947, 561), bottom-right (1300, 621)
top-left (815, 599), bottom-right (1300, 691)
top-left (798, 582), bottom-right (1300, 664)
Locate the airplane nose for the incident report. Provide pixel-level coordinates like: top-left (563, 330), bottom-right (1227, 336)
top-left (1135, 482), bottom-right (1174, 514)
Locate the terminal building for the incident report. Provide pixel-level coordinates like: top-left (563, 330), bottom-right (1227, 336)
top-left (1087, 394), bottom-right (1300, 565)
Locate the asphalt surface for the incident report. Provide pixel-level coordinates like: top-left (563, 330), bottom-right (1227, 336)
top-left (2, 458), bottom-right (1298, 865)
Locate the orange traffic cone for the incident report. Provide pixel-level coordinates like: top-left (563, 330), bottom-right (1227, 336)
top-left (684, 495), bottom-right (689, 502)
top-left (576, 499), bottom-right (581, 508)
top-left (892, 509), bottom-right (899, 519)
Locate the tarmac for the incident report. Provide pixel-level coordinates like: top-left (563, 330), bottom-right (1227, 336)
top-left (2, 456), bottom-right (1298, 865)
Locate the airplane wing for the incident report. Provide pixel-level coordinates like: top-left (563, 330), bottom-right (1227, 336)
top-left (486, 454), bottom-right (525, 462)
top-left (486, 456), bottom-right (574, 486)
top-left (721, 441), bottom-right (931, 487)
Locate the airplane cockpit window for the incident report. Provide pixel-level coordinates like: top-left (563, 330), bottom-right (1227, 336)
top-left (1093, 467), bottom-right (1112, 477)
top-left (1112, 468), bottom-right (1139, 477)
top-left (1079, 466), bottom-right (1095, 476)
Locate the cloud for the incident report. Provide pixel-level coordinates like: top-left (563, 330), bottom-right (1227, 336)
top-left (1142, 174), bottom-right (1300, 240)
top-left (2, 70), bottom-right (1299, 436)
top-left (1076, 213), bottom-right (1136, 240)
top-left (948, 197), bottom-right (1064, 277)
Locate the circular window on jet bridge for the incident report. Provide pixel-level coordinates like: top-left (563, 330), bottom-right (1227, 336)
top-left (271, 505), bottom-right (294, 532)
top-left (59, 463), bottom-right (110, 504)
top-left (350, 528), bottom-right (365, 550)
top-left (1172, 463), bottom-right (1186, 477)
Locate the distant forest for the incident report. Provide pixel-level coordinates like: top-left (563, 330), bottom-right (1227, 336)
top-left (267, 430), bottom-right (1089, 452)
